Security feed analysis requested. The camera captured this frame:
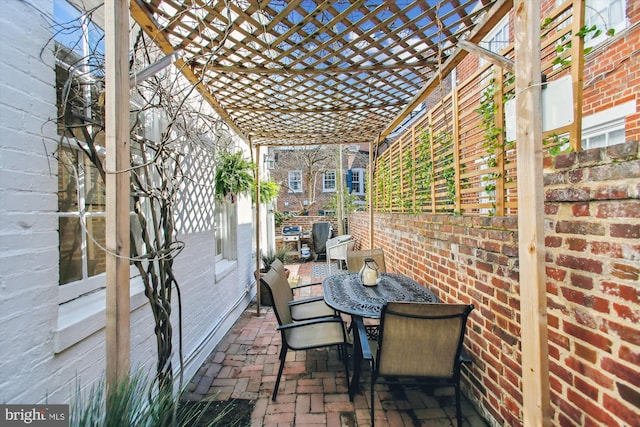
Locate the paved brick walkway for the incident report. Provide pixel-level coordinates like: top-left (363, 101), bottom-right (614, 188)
top-left (185, 262), bottom-right (489, 427)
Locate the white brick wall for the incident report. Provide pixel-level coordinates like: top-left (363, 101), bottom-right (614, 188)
top-left (0, 0), bottom-right (257, 404)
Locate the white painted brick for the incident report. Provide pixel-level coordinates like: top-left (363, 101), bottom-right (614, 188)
top-left (0, 148), bottom-right (57, 174)
top-left (0, 211), bottom-right (58, 234)
top-left (0, 190), bottom-right (58, 212)
top-left (0, 0), bottom-right (258, 406)
top-left (0, 169), bottom-right (57, 192)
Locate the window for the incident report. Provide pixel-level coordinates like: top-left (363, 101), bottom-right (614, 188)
top-left (349, 168), bottom-right (366, 195)
top-left (58, 145), bottom-right (106, 285)
top-left (584, 0), bottom-right (627, 47)
top-left (323, 170), bottom-right (336, 192)
top-left (288, 171), bottom-right (302, 193)
top-left (581, 101), bottom-right (634, 150)
top-left (479, 16), bottom-right (509, 65)
top-left (215, 200), bottom-right (237, 261)
top-left (55, 0), bottom-right (110, 302)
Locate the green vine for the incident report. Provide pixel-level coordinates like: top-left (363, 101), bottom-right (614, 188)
top-left (436, 131), bottom-right (456, 207)
top-left (402, 147), bottom-right (415, 212)
top-left (541, 18), bottom-right (615, 69)
top-left (544, 133), bottom-right (571, 156)
top-left (417, 128), bottom-right (433, 205)
top-left (475, 78), bottom-right (503, 215)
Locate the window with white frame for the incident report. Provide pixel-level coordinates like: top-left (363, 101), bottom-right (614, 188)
top-left (55, 0), bottom-right (111, 302)
top-left (323, 170), bottom-right (336, 192)
top-left (214, 199), bottom-right (237, 261)
top-left (479, 16), bottom-right (509, 65)
top-left (350, 168), bottom-right (366, 195)
top-left (288, 170), bottom-right (302, 192)
top-left (553, 0), bottom-right (627, 48)
top-left (584, 0), bottom-right (627, 47)
top-left (581, 101), bottom-right (634, 150)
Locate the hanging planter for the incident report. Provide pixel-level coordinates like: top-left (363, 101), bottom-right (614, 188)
top-left (214, 151), bottom-right (255, 202)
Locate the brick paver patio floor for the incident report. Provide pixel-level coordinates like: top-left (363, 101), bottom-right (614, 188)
top-left (185, 262), bottom-right (489, 427)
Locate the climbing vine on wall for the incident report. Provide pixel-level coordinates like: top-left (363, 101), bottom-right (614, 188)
top-left (417, 128), bottom-right (433, 205)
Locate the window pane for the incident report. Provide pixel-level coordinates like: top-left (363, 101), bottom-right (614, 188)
top-left (58, 146), bottom-right (79, 212)
top-left (86, 216), bottom-right (106, 277)
top-left (59, 216), bottom-right (83, 284)
top-left (608, 129), bottom-right (625, 146)
top-left (84, 156), bottom-right (105, 212)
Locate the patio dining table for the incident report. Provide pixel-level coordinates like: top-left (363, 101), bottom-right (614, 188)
top-left (322, 273), bottom-right (440, 395)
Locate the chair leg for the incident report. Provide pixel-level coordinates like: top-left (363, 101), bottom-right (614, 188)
top-left (272, 346), bottom-right (287, 401)
top-left (370, 375), bottom-right (375, 427)
top-left (340, 344), bottom-right (351, 401)
top-left (455, 383), bottom-right (462, 427)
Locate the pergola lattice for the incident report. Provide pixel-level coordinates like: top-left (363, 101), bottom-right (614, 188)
top-left (130, 0), bottom-right (508, 146)
top-left (111, 3), bottom-right (550, 425)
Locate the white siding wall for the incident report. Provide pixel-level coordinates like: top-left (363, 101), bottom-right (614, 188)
top-left (0, 0), bottom-right (256, 404)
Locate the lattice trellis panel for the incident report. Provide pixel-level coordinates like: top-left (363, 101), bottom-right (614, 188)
top-left (131, 0), bottom-right (500, 146)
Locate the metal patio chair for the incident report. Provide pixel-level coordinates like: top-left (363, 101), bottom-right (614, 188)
top-left (366, 301), bottom-right (474, 427)
top-left (270, 258), bottom-right (336, 320)
top-left (260, 268), bottom-right (351, 401)
top-left (346, 248), bottom-right (387, 273)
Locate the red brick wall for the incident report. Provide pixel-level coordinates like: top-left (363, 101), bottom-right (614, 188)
top-left (349, 141), bottom-right (640, 426)
top-left (277, 216), bottom-right (340, 256)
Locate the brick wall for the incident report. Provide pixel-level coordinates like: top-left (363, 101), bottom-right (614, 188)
top-left (349, 141), bottom-right (640, 426)
top-left (277, 216), bottom-right (340, 256)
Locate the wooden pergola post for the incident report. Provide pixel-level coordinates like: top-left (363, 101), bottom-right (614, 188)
top-left (255, 144), bottom-right (261, 315)
top-left (105, 0), bottom-right (131, 387)
top-left (368, 137), bottom-right (377, 249)
top-left (514, 1), bottom-right (550, 426)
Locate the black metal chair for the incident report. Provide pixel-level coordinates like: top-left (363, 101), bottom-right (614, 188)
top-left (365, 301), bottom-right (474, 427)
top-left (260, 268), bottom-right (351, 401)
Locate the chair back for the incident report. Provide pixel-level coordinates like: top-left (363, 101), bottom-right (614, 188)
top-left (347, 248), bottom-right (386, 273)
top-left (269, 258), bottom-right (295, 299)
top-left (260, 268), bottom-right (293, 325)
top-left (376, 302), bottom-right (473, 378)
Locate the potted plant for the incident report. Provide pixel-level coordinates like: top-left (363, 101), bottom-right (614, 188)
top-left (261, 247), bottom-right (291, 274)
top-left (257, 247), bottom-right (290, 306)
top-left (253, 180), bottom-right (280, 204)
top-left (214, 151), bottom-right (255, 202)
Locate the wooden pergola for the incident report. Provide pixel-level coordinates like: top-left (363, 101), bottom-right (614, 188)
top-left (106, 0), bottom-right (551, 425)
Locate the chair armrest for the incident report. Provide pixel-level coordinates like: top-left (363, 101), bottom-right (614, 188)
top-left (327, 239), bottom-right (354, 250)
top-left (292, 281), bottom-right (322, 290)
top-left (459, 348), bottom-right (472, 364)
top-left (354, 317), bottom-right (373, 361)
top-left (288, 296), bottom-right (325, 307)
top-left (277, 316), bottom-right (343, 331)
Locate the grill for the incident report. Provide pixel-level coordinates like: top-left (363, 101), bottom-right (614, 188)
top-left (281, 226), bottom-right (302, 242)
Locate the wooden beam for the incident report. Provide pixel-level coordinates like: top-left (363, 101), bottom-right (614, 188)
top-left (458, 40), bottom-right (514, 71)
top-left (194, 60), bottom-right (438, 75)
top-left (129, 0), bottom-right (250, 144)
top-left (380, 0), bottom-right (513, 141)
top-left (254, 144), bottom-right (261, 316)
top-left (368, 136), bottom-right (378, 249)
top-left (514, 1), bottom-right (551, 426)
top-left (229, 101), bottom-right (407, 113)
top-left (105, 0), bottom-right (131, 388)
top-left (569, 0), bottom-right (585, 151)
